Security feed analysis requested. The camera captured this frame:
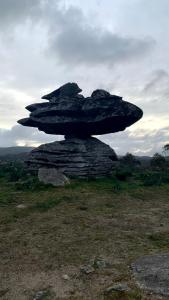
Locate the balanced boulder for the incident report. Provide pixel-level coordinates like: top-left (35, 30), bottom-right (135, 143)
top-left (18, 83), bottom-right (143, 178)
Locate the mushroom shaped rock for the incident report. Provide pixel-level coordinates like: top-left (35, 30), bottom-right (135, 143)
top-left (18, 83), bottom-right (143, 178)
top-left (18, 84), bottom-right (143, 137)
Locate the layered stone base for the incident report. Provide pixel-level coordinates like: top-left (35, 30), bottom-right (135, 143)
top-left (27, 137), bottom-right (118, 178)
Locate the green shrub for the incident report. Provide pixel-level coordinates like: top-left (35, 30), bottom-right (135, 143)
top-left (150, 153), bottom-right (166, 169)
top-left (15, 177), bottom-right (52, 191)
top-left (139, 170), bottom-right (169, 186)
top-left (120, 153), bottom-right (140, 168)
top-left (141, 172), bottom-right (162, 186)
top-left (112, 180), bottom-right (122, 192)
top-left (162, 172), bottom-right (169, 183)
top-left (31, 197), bottom-right (62, 212)
top-left (115, 168), bottom-right (132, 181)
top-left (0, 162), bottom-right (29, 182)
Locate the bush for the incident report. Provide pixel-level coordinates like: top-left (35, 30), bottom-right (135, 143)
top-left (115, 168), bottom-right (132, 181)
top-left (140, 172), bottom-right (162, 186)
top-left (161, 172), bottom-right (169, 184)
top-left (112, 181), bottom-right (122, 192)
top-left (0, 162), bottom-right (29, 182)
top-left (120, 153), bottom-right (140, 168)
top-left (15, 176), bottom-right (52, 191)
top-left (150, 153), bottom-right (166, 169)
top-left (31, 197), bottom-right (62, 212)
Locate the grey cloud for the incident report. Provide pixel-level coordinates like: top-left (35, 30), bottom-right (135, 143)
top-left (100, 126), bottom-right (169, 156)
top-left (0, 0), bottom-right (155, 67)
top-left (48, 6), bottom-right (155, 67)
top-left (0, 91), bottom-right (23, 127)
top-left (133, 69), bottom-right (169, 116)
top-left (0, 125), bottom-right (61, 147)
top-left (0, 0), bottom-right (42, 28)
top-left (0, 124), bottom-right (168, 156)
top-left (143, 69), bottom-right (169, 93)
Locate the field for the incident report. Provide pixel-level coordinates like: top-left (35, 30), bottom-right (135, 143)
top-left (0, 168), bottom-right (169, 299)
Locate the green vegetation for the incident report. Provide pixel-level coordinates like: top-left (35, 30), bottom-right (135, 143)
top-left (150, 153), bottom-right (166, 169)
top-left (104, 289), bottom-right (142, 300)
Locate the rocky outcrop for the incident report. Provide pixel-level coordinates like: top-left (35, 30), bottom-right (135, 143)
top-left (27, 137), bottom-right (118, 178)
top-left (132, 254), bottom-right (169, 296)
top-left (18, 82), bottom-right (143, 178)
top-left (18, 83), bottom-right (143, 136)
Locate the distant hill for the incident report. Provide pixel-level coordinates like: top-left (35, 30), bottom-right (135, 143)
top-left (0, 146), bottom-right (34, 156)
top-left (0, 148), bottom-right (167, 166)
top-left (118, 155), bottom-right (152, 167)
top-left (135, 156), bottom-right (152, 167)
top-left (0, 146), bottom-right (34, 161)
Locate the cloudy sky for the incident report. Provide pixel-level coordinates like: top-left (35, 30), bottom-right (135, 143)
top-left (0, 0), bottom-right (169, 155)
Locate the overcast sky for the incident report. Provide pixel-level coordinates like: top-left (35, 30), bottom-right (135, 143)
top-left (0, 0), bottom-right (168, 155)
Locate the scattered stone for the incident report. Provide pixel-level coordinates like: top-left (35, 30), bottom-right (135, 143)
top-left (80, 257), bottom-right (110, 275)
top-left (131, 254), bottom-right (169, 296)
top-left (104, 283), bottom-right (131, 295)
top-left (16, 204), bottom-right (27, 209)
top-left (38, 168), bottom-right (70, 187)
top-left (62, 274), bottom-right (70, 280)
top-left (80, 265), bottom-right (95, 275)
top-left (91, 257), bottom-right (110, 269)
top-left (33, 290), bottom-right (48, 300)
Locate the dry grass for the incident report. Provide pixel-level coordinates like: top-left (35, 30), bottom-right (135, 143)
top-left (0, 178), bottom-right (169, 299)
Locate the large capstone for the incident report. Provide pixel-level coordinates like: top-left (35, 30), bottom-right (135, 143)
top-left (18, 83), bottom-right (143, 136)
top-left (27, 137), bottom-right (118, 178)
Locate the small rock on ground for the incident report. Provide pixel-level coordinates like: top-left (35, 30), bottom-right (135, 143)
top-left (62, 274), bottom-right (70, 280)
top-left (16, 204), bottom-right (27, 209)
top-left (80, 265), bottom-right (95, 275)
top-left (104, 283), bottom-right (131, 295)
top-left (80, 256), bottom-right (111, 275)
top-left (33, 290), bottom-right (48, 300)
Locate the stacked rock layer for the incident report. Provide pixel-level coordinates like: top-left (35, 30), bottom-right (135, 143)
top-left (18, 83), bottom-right (143, 178)
top-left (27, 137), bottom-right (118, 178)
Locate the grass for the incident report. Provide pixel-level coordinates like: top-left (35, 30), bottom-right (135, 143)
top-left (104, 289), bottom-right (143, 300)
top-left (0, 169), bottom-right (169, 299)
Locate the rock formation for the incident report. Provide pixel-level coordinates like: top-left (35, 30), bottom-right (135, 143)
top-left (28, 137), bottom-right (118, 178)
top-left (18, 82), bottom-right (143, 178)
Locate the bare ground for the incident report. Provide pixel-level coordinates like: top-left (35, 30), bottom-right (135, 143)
top-left (0, 179), bottom-right (169, 299)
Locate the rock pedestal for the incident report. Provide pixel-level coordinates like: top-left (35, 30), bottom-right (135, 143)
top-left (18, 83), bottom-right (143, 179)
top-left (28, 137), bottom-right (118, 178)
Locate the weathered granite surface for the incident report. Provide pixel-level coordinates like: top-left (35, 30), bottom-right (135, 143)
top-left (42, 82), bottom-right (82, 101)
top-left (38, 168), bottom-right (70, 186)
top-left (131, 254), bottom-right (169, 296)
top-left (27, 137), bottom-right (118, 178)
